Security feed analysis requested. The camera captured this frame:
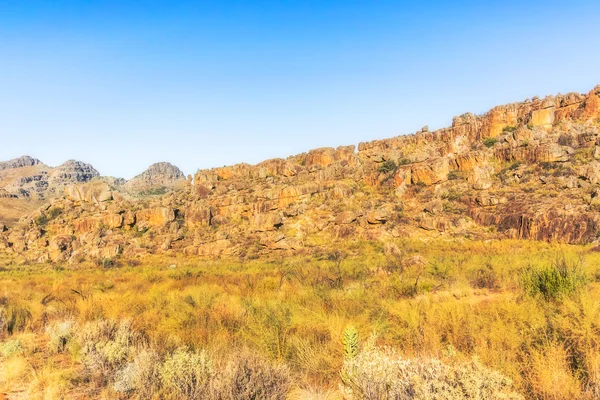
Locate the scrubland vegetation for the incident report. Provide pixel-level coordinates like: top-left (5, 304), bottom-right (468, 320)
top-left (2, 239), bottom-right (600, 399)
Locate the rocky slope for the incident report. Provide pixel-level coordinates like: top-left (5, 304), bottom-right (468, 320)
top-left (0, 158), bottom-right (185, 228)
top-left (1, 85), bottom-right (600, 263)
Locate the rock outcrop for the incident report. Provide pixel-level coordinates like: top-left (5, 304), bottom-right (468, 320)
top-left (2, 84), bottom-right (600, 263)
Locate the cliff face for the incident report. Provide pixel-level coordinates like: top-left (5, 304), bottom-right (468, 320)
top-left (2, 85), bottom-right (600, 263)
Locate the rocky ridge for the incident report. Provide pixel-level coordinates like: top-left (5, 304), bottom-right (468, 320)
top-left (2, 85), bottom-right (600, 263)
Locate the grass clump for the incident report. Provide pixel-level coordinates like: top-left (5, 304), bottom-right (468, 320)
top-left (520, 257), bottom-right (588, 301)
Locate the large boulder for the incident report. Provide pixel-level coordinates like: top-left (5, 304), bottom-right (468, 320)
top-left (411, 158), bottom-right (449, 186)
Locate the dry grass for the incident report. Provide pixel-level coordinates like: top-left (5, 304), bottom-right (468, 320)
top-left (1, 239), bottom-right (600, 398)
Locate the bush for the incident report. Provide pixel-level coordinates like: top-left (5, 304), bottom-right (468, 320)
top-left (483, 138), bottom-right (497, 148)
top-left (447, 170), bottom-right (463, 180)
top-left (503, 126), bottom-right (517, 133)
top-left (34, 214), bottom-right (48, 226)
top-left (160, 348), bottom-right (215, 399)
top-left (48, 207), bottom-right (63, 219)
top-left (520, 258), bottom-right (588, 301)
top-left (471, 264), bottom-right (499, 289)
top-left (340, 345), bottom-right (523, 399)
top-left (113, 349), bottom-right (161, 398)
top-left (78, 319), bottom-right (142, 383)
top-left (218, 351), bottom-right (291, 400)
top-left (378, 160), bottom-right (398, 174)
top-left (46, 319), bottom-right (74, 353)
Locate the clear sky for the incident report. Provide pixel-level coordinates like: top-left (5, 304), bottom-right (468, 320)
top-left (1, 0), bottom-right (599, 179)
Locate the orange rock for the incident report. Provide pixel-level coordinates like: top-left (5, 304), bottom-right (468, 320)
top-left (136, 207), bottom-right (175, 227)
top-left (582, 85), bottom-right (600, 120)
top-left (530, 107), bottom-right (555, 127)
top-left (411, 158), bottom-right (449, 186)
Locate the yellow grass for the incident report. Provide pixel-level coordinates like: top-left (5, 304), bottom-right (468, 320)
top-left (1, 238), bottom-right (600, 398)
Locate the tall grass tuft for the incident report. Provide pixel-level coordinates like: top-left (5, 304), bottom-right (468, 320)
top-left (520, 257), bottom-right (588, 301)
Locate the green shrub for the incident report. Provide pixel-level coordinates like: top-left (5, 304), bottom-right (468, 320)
top-left (448, 170), bottom-right (463, 181)
top-left (520, 258), bottom-right (588, 301)
top-left (34, 214), bottom-right (48, 226)
top-left (378, 160), bottom-right (398, 174)
top-left (503, 126), bottom-right (517, 133)
top-left (483, 138), bottom-right (497, 148)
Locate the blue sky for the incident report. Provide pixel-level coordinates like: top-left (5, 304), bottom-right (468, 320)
top-left (1, 0), bottom-right (599, 179)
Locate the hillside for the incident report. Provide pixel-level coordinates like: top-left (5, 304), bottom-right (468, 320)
top-left (1, 85), bottom-right (599, 264)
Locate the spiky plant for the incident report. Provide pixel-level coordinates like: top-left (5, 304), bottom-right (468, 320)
top-left (342, 325), bottom-right (359, 361)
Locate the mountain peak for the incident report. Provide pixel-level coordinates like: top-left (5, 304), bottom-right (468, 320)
top-left (0, 155), bottom-right (43, 171)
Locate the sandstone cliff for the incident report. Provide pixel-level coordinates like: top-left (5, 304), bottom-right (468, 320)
top-left (2, 85), bottom-right (600, 263)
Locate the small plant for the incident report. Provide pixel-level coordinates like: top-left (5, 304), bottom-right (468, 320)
top-left (503, 126), bottom-right (517, 133)
top-left (46, 319), bottom-right (74, 353)
top-left (340, 345), bottom-right (522, 399)
top-left (378, 159), bottom-right (398, 174)
top-left (483, 138), bottom-right (497, 148)
top-left (34, 214), bottom-right (48, 226)
top-left (78, 319), bottom-right (142, 383)
top-left (508, 161), bottom-right (521, 171)
top-left (448, 170), bottom-right (463, 180)
top-left (342, 325), bottom-right (360, 360)
top-left (0, 303), bottom-right (32, 336)
top-left (47, 207), bottom-right (63, 219)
